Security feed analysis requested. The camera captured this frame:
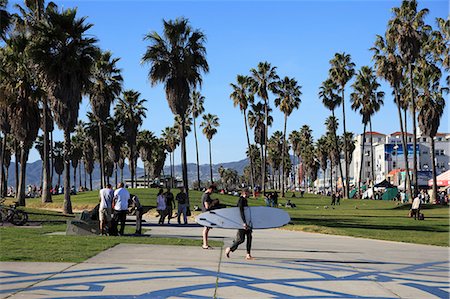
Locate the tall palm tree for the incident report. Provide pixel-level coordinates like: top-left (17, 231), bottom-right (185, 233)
top-left (142, 17), bottom-right (209, 194)
top-left (249, 62), bottom-right (279, 194)
top-left (0, 0), bottom-right (12, 40)
top-left (248, 101), bottom-right (273, 189)
top-left (114, 90), bottom-right (147, 188)
top-left (137, 130), bottom-right (155, 187)
top-left (2, 34), bottom-right (41, 205)
top-left (29, 6), bottom-right (98, 214)
top-left (230, 75), bottom-right (256, 193)
top-left (189, 90), bottom-right (205, 189)
top-left (162, 126), bottom-right (180, 188)
top-left (53, 141), bottom-right (64, 188)
top-left (417, 53), bottom-right (446, 203)
top-left (288, 130), bottom-right (301, 188)
top-left (299, 125), bottom-right (314, 189)
top-left (316, 136), bottom-right (329, 191)
top-left (371, 34), bottom-right (413, 198)
top-left (200, 113), bottom-right (219, 183)
top-left (351, 66), bottom-right (385, 189)
top-left (329, 52), bottom-right (355, 198)
top-left (325, 116), bottom-right (340, 192)
top-left (70, 134), bottom-right (83, 191)
top-left (387, 0), bottom-right (430, 196)
top-left (318, 78), bottom-right (345, 190)
top-left (88, 50), bottom-right (123, 188)
top-left (274, 76), bottom-right (302, 197)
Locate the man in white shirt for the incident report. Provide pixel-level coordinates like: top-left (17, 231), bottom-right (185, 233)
top-left (99, 184), bottom-right (114, 235)
top-left (112, 182), bottom-right (130, 236)
top-left (411, 195), bottom-right (421, 220)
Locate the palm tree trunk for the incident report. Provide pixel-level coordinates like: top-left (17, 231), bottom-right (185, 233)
top-left (332, 110), bottom-right (345, 194)
top-left (14, 140), bottom-right (19, 196)
top-left (42, 100), bottom-right (52, 203)
top-left (73, 164), bottom-right (77, 192)
top-left (409, 64), bottom-right (418, 197)
top-left (0, 133), bottom-right (7, 197)
top-left (169, 151), bottom-right (173, 187)
top-left (84, 161), bottom-right (87, 190)
top-left (369, 118), bottom-right (375, 199)
top-left (281, 114), bottom-right (288, 198)
top-left (180, 116), bottom-right (189, 198)
top-left (5, 166), bottom-right (9, 197)
top-left (114, 162), bottom-right (118, 187)
top-left (359, 123), bottom-right (367, 193)
top-left (120, 166), bottom-right (123, 183)
top-left (193, 117), bottom-right (201, 190)
top-left (330, 159), bottom-right (333, 193)
top-left (17, 146), bottom-right (28, 206)
top-left (78, 160), bottom-right (82, 188)
top-left (50, 131), bottom-right (54, 185)
top-left (58, 173), bottom-right (61, 187)
top-left (395, 89), bottom-right (412, 199)
top-left (63, 130), bottom-right (73, 214)
top-left (129, 146), bottom-right (135, 189)
top-left (89, 172), bottom-right (92, 191)
top-left (98, 123), bottom-right (105, 189)
top-left (260, 143), bottom-right (264, 191)
top-left (243, 109), bottom-right (255, 196)
top-left (341, 90), bottom-right (349, 198)
top-left (263, 99), bottom-right (268, 195)
top-left (430, 137), bottom-right (438, 203)
top-left (209, 139), bottom-right (213, 183)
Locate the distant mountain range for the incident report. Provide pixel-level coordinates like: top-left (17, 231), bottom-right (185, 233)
top-left (5, 158), bottom-right (251, 188)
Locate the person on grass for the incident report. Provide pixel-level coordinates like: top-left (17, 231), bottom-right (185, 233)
top-left (99, 183), bottom-right (114, 235)
top-left (112, 182), bottom-right (130, 236)
top-left (225, 189), bottom-right (254, 260)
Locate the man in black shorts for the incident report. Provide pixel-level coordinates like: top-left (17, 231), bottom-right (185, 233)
top-left (201, 185), bottom-right (215, 249)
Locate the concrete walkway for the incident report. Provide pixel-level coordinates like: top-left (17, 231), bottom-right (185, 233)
top-left (1, 219), bottom-right (449, 299)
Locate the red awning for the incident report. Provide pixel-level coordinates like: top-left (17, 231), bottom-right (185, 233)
top-left (428, 170), bottom-right (450, 187)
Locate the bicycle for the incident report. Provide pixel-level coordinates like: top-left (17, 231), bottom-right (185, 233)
top-left (0, 199), bottom-right (28, 226)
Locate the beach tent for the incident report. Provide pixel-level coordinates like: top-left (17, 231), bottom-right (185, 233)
top-left (428, 170), bottom-right (450, 187)
top-left (382, 187), bottom-right (399, 200)
top-left (374, 179), bottom-right (395, 189)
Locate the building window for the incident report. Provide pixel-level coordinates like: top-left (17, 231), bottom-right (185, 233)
top-left (422, 151), bottom-right (428, 154)
top-left (422, 138), bottom-right (426, 142)
top-left (437, 137), bottom-right (443, 141)
top-left (435, 149), bottom-right (445, 156)
top-left (393, 161), bottom-right (397, 168)
top-left (408, 137), bottom-right (412, 142)
top-left (366, 161), bottom-right (371, 167)
top-left (378, 138), bottom-right (382, 142)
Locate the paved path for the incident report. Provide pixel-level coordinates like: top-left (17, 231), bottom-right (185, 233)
top-left (1, 220), bottom-right (449, 298)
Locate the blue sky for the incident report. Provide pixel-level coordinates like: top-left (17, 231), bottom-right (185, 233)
top-left (13, 0), bottom-right (448, 166)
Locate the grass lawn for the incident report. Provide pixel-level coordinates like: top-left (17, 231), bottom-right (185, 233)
top-left (1, 189), bottom-right (448, 263)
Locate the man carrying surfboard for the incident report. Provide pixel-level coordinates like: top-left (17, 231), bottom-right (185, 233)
top-left (225, 189), bottom-right (254, 260)
top-left (201, 185), bottom-right (216, 249)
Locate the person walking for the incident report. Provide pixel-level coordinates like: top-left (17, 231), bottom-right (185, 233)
top-left (165, 188), bottom-right (175, 224)
top-left (411, 195), bottom-right (421, 220)
top-left (112, 182), bottom-right (130, 236)
top-left (156, 188), bottom-right (167, 225)
top-left (225, 189), bottom-right (254, 260)
top-left (99, 183), bottom-right (114, 235)
top-left (129, 193), bottom-right (143, 234)
top-left (201, 185), bottom-right (215, 249)
top-left (176, 187), bottom-right (189, 225)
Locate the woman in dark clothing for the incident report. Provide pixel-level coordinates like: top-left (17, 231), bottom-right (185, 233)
top-left (225, 189), bottom-right (254, 260)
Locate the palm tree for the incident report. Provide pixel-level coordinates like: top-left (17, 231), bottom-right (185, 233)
top-left (230, 75), bottom-right (255, 194)
top-left (249, 62), bottom-right (279, 194)
top-left (189, 90), bottom-right (205, 190)
top-left (288, 130), bottom-right (301, 188)
top-left (114, 90), bottom-right (147, 188)
top-left (2, 34), bottom-right (41, 205)
top-left (417, 55), bottom-right (447, 203)
top-left (53, 141), bottom-right (64, 188)
top-left (329, 52), bottom-right (355, 198)
top-left (88, 50), bottom-right (123, 189)
top-left (137, 130), bottom-right (155, 187)
top-left (70, 134), bottom-right (83, 191)
top-left (316, 136), bottom-right (329, 191)
top-left (371, 34), bottom-right (413, 198)
top-left (106, 128), bottom-right (124, 187)
top-left (142, 17), bottom-right (209, 194)
top-left (0, 0), bottom-right (12, 39)
top-left (0, 103), bottom-right (11, 198)
top-left (274, 76), bottom-right (302, 197)
top-left (267, 131), bottom-right (284, 189)
top-left (325, 116), bottom-right (340, 192)
top-left (387, 0), bottom-right (430, 196)
top-left (162, 126), bottom-right (179, 187)
top-left (248, 101), bottom-right (273, 189)
top-left (29, 6), bottom-right (98, 214)
top-left (432, 18), bottom-right (449, 85)
top-left (200, 113), bottom-right (219, 183)
top-left (351, 66), bottom-right (384, 190)
top-left (318, 78), bottom-right (345, 190)
top-left (299, 125), bottom-right (314, 189)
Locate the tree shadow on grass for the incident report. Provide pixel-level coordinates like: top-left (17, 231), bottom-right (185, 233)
top-left (290, 217), bottom-right (449, 233)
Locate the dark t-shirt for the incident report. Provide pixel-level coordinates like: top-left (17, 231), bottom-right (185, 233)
top-left (202, 192), bottom-right (212, 212)
top-left (165, 192), bottom-right (175, 207)
top-left (176, 192), bottom-right (187, 205)
top-left (237, 196), bottom-right (248, 224)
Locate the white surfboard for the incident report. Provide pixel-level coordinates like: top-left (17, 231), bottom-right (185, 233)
top-left (195, 206), bottom-right (291, 229)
